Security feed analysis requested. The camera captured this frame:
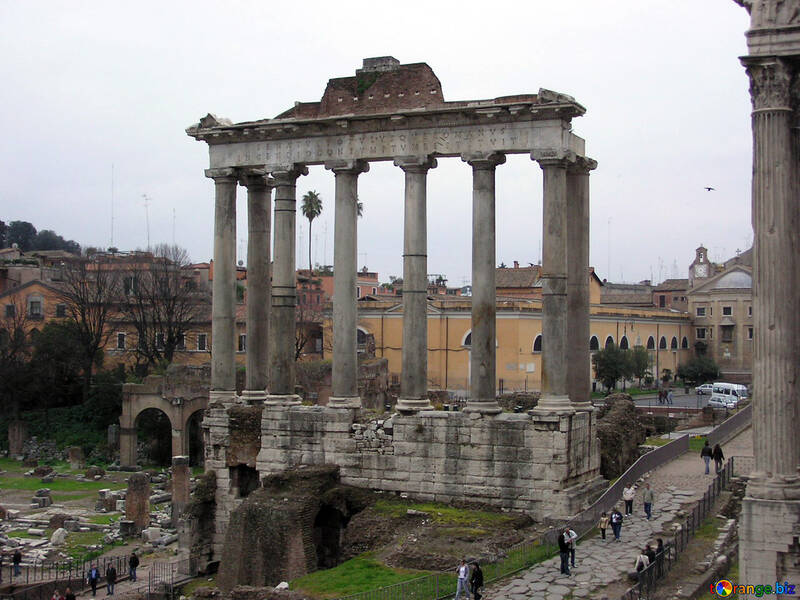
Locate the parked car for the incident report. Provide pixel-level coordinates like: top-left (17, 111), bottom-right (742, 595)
top-left (695, 383), bottom-right (714, 395)
top-left (708, 396), bottom-right (737, 409)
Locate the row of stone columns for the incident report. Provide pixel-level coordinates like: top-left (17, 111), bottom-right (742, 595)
top-left (206, 151), bottom-right (594, 413)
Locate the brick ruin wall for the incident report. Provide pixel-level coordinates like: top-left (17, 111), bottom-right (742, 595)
top-left (201, 404), bottom-right (604, 559)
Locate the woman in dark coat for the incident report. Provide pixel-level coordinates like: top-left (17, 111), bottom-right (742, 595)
top-left (712, 444), bottom-right (725, 473)
top-left (470, 563), bottom-right (484, 600)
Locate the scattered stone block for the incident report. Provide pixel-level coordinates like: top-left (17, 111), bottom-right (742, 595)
top-left (49, 513), bottom-right (71, 529)
top-left (64, 519), bottom-right (81, 532)
top-left (142, 526), bottom-right (162, 542)
top-left (67, 446), bottom-right (85, 470)
top-left (41, 473), bottom-right (56, 483)
top-left (85, 466), bottom-right (105, 479)
top-left (6, 509), bottom-right (20, 520)
top-left (116, 500), bottom-right (126, 512)
top-left (51, 528), bottom-right (68, 546)
top-left (275, 582), bottom-right (289, 590)
top-left (126, 472), bottom-right (151, 533)
top-left (119, 520), bottom-right (137, 538)
top-left (27, 528), bottom-right (45, 536)
top-left (35, 488), bottom-right (51, 498)
top-left (33, 465), bottom-right (54, 477)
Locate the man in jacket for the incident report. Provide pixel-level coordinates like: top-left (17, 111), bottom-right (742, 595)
top-left (701, 440), bottom-right (713, 474)
top-left (105, 562), bottom-right (116, 596)
top-left (642, 483), bottom-right (655, 520)
top-left (558, 528), bottom-right (571, 576)
top-left (469, 563), bottom-right (483, 600)
top-left (128, 554), bottom-right (139, 582)
top-left (86, 564), bottom-right (100, 597)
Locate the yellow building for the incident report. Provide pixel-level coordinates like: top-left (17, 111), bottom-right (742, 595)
top-left (345, 297), bottom-right (692, 393)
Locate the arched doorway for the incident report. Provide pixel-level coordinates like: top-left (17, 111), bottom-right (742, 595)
top-left (313, 504), bottom-right (347, 569)
top-left (185, 409), bottom-right (205, 467)
top-left (135, 408), bottom-right (173, 467)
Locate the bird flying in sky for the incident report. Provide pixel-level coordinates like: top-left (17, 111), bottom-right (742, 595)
top-left (704, 187), bottom-right (715, 191)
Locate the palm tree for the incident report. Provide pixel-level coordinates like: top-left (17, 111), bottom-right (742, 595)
top-left (301, 191), bottom-right (323, 273)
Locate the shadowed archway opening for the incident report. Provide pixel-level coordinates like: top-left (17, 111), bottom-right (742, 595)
top-left (313, 504), bottom-right (348, 569)
top-left (135, 407), bottom-right (172, 467)
top-left (185, 409), bottom-right (205, 467)
top-left (230, 464), bottom-right (259, 498)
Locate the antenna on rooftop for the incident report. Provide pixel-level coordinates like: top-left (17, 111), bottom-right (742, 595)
top-left (110, 164), bottom-right (115, 247)
top-left (141, 193), bottom-right (152, 250)
top-left (172, 208), bottom-right (176, 246)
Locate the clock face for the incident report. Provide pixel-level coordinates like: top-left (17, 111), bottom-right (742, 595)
top-left (696, 264), bottom-right (708, 278)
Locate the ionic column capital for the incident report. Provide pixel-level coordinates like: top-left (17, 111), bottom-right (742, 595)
top-left (394, 155), bottom-right (437, 173)
top-left (531, 149), bottom-right (577, 168)
top-left (205, 167), bottom-right (238, 182)
top-left (267, 164), bottom-right (309, 184)
top-left (741, 57), bottom-right (794, 111)
top-left (324, 159), bottom-right (370, 175)
top-left (567, 156), bottom-right (598, 174)
top-left (462, 152), bottom-right (506, 170)
top-left (238, 169), bottom-right (274, 190)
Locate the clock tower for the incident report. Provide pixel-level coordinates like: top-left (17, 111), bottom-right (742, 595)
top-left (689, 245), bottom-right (711, 288)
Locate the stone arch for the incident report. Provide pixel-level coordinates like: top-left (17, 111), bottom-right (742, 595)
top-left (619, 335), bottom-right (629, 350)
top-left (659, 336), bottom-right (668, 350)
top-left (670, 336), bottom-right (679, 350)
top-left (134, 407), bottom-right (173, 466)
top-left (589, 335), bottom-right (599, 351)
top-left (646, 336), bottom-right (655, 350)
top-left (605, 335), bottom-right (614, 349)
top-left (533, 334), bottom-right (542, 353)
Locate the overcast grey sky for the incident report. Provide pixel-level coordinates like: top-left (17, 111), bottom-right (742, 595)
top-left (0, 1), bottom-right (752, 286)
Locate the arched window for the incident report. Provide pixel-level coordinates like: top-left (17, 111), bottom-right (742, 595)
top-left (646, 336), bottom-right (655, 350)
top-left (605, 335), bottom-right (614, 350)
top-left (463, 331), bottom-right (471, 347)
top-left (659, 336), bottom-right (667, 350)
top-left (670, 336), bottom-right (678, 350)
top-left (589, 335), bottom-right (599, 351)
top-left (357, 328), bottom-right (369, 344)
top-left (681, 336), bottom-right (689, 349)
top-left (619, 336), bottom-right (629, 350)
top-left (533, 335), bottom-right (542, 353)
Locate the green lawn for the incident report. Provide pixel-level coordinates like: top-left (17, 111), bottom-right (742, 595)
top-left (290, 554), bottom-right (443, 599)
top-left (88, 513), bottom-right (121, 525)
top-left (644, 436), bottom-right (671, 447)
top-left (0, 476), bottom-right (125, 492)
top-left (695, 516), bottom-right (723, 541)
top-left (8, 529), bottom-right (52, 539)
top-left (372, 499), bottom-right (516, 526)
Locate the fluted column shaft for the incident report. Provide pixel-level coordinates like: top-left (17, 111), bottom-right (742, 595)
top-left (240, 172), bottom-right (273, 401)
top-left (326, 160), bottom-right (369, 408)
top-left (462, 152), bottom-right (505, 414)
top-left (535, 158), bottom-right (572, 412)
top-left (206, 168), bottom-right (238, 395)
top-left (744, 58), bottom-right (800, 488)
top-left (395, 156), bottom-right (437, 413)
top-left (566, 159), bottom-right (596, 407)
top-left (266, 165), bottom-right (307, 404)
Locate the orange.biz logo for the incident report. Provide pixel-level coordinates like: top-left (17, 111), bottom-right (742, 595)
top-left (711, 580), bottom-right (796, 597)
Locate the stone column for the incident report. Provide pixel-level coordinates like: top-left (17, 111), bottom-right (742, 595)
top-left (395, 156), bottom-right (437, 413)
top-left (125, 472), bottom-right (151, 533)
top-left (462, 152), bottom-right (505, 414)
top-left (206, 168), bottom-right (239, 401)
top-left (325, 160), bottom-right (369, 409)
top-left (739, 54), bottom-right (800, 588)
top-left (240, 171), bottom-right (274, 403)
top-left (531, 154), bottom-right (574, 413)
top-left (265, 165), bottom-right (307, 405)
top-left (566, 158), bottom-right (597, 408)
top-left (171, 455), bottom-right (190, 527)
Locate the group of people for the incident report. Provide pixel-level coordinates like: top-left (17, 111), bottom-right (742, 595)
top-left (454, 559), bottom-right (483, 600)
top-left (700, 440), bottom-right (725, 474)
top-left (84, 554), bottom-right (139, 597)
top-left (49, 588), bottom-right (77, 600)
top-left (657, 389), bottom-right (674, 404)
top-left (630, 539), bottom-right (666, 581)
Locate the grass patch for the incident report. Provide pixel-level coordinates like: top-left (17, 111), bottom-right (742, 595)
top-left (0, 458), bottom-right (29, 473)
top-left (695, 516), bottom-right (722, 541)
top-left (290, 554), bottom-right (440, 599)
top-left (52, 492), bottom-right (96, 502)
top-left (644, 436), bottom-right (671, 447)
top-left (88, 513), bottom-right (120, 525)
top-left (372, 500), bottom-right (515, 526)
top-left (0, 476), bottom-right (124, 492)
top-left (8, 529), bottom-right (51, 539)
top-left (191, 466), bottom-right (204, 476)
top-left (62, 530), bottom-right (109, 561)
top-left (180, 576), bottom-right (217, 596)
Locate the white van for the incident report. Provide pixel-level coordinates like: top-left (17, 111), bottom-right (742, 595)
top-left (709, 383), bottom-right (747, 408)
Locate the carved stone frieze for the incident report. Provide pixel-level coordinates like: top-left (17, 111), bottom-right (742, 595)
top-left (736, 0), bottom-right (800, 28)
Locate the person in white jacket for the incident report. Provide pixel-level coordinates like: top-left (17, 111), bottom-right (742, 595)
top-left (623, 483), bottom-right (636, 515)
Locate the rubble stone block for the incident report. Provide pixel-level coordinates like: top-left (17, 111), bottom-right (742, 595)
top-left (125, 472), bottom-right (151, 532)
top-left (51, 527), bottom-right (67, 546)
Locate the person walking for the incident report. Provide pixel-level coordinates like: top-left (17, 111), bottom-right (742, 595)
top-left (712, 443), bottom-right (725, 473)
top-left (622, 482), bottom-right (635, 515)
top-left (469, 562), bottom-right (483, 600)
top-left (610, 507), bottom-right (624, 541)
top-left (105, 562), bottom-right (117, 596)
top-left (701, 440), bottom-right (713, 474)
top-left (86, 564), bottom-right (100, 597)
top-left (566, 527), bottom-right (578, 568)
top-left (558, 528), bottom-right (571, 576)
top-left (12, 550), bottom-right (21, 577)
top-left (454, 559), bottom-right (470, 600)
top-left (667, 389), bottom-right (674, 405)
top-left (599, 512), bottom-right (610, 540)
top-left (642, 483), bottom-right (655, 520)
top-left (128, 553), bottom-right (139, 582)
top-left (630, 548), bottom-right (650, 581)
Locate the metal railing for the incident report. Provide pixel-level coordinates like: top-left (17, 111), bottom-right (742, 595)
top-left (618, 458), bottom-right (734, 600)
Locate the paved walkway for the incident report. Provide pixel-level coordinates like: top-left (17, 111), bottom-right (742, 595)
top-left (487, 427), bottom-right (752, 600)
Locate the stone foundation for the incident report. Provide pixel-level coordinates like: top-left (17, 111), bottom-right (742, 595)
top-left (200, 402), bottom-right (603, 561)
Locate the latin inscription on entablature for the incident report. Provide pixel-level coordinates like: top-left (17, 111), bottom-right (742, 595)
top-left (209, 120), bottom-right (570, 168)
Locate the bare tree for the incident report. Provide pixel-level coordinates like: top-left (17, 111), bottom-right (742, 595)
top-left (55, 256), bottom-right (120, 400)
top-left (118, 244), bottom-right (208, 372)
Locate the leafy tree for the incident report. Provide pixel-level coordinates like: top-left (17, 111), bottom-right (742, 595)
top-left (301, 191), bottom-right (323, 274)
top-left (628, 345), bottom-right (652, 387)
top-left (31, 229), bottom-right (80, 254)
top-left (0, 298), bottom-right (33, 420)
top-left (117, 244), bottom-right (207, 374)
top-left (661, 368), bottom-right (673, 384)
top-left (55, 255), bottom-right (120, 400)
top-left (0, 220), bottom-right (7, 247)
top-left (676, 356), bottom-right (720, 385)
top-left (7, 221), bottom-right (37, 250)
top-left (592, 343), bottom-right (629, 391)
top-left (30, 321), bottom-right (85, 425)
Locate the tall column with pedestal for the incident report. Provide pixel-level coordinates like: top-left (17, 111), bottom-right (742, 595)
top-left (326, 160), bottom-right (369, 409)
top-left (738, 52), bottom-right (800, 586)
top-left (266, 165), bottom-right (307, 405)
top-left (240, 171), bottom-right (274, 403)
top-left (462, 152), bottom-right (505, 414)
top-left (206, 168), bottom-right (239, 403)
top-left (566, 158), bottom-right (596, 408)
top-left (395, 156), bottom-right (437, 413)
top-left (531, 154), bottom-right (574, 413)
